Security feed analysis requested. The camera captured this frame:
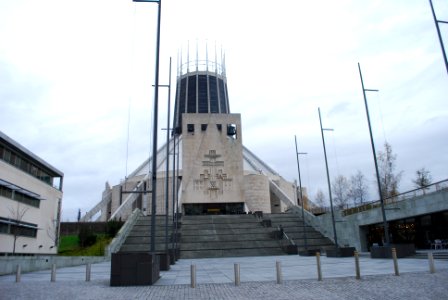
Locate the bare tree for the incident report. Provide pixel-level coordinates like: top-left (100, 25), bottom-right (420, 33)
top-left (46, 219), bottom-right (59, 248)
top-left (413, 167), bottom-right (432, 190)
top-left (332, 175), bottom-right (350, 209)
top-left (348, 171), bottom-right (369, 205)
top-left (8, 203), bottom-right (29, 254)
top-left (314, 189), bottom-right (326, 207)
top-left (377, 142), bottom-right (402, 199)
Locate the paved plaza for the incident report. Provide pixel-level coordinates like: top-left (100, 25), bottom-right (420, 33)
top-left (1, 253), bottom-right (447, 299)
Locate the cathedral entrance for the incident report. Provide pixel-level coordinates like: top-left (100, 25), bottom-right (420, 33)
top-left (183, 203), bottom-right (245, 215)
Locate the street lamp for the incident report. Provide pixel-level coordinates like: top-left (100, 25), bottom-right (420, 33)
top-left (318, 107), bottom-right (338, 248)
top-left (294, 135), bottom-right (308, 251)
top-left (133, 0), bottom-right (162, 254)
top-left (358, 63), bottom-right (390, 246)
top-left (429, 0), bottom-right (448, 75)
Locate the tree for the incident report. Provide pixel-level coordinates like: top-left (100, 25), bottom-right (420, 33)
top-left (314, 189), bottom-right (326, 207)
top-left (332, 175), bottom-right (350, 209)
top-left (8, 203), bottom-right (29, 254)
top-left (413, 168), bottom-right (432, 190)
top-left (348, 171), bottom-right (369, 205)
top-left (376, 142), bottom-right (402, 199)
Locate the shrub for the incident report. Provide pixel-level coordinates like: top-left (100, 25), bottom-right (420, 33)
top-left (106, 220), bottom-right (123, 238)
top-left (78, 226), bottom-right (97, 247)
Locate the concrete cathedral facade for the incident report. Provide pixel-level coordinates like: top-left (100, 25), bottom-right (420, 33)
top-left (83, 48), bottom-right (303, 222)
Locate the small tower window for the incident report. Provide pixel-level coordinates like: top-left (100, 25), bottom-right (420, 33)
top-left (201, 124), bottom-right (208, 131)
top-left (217, 124), bottom-right (222, 131)
top-left (227, 124), bottom-right (237, 139)
top-left (187, 124), bottom-right (195, 133)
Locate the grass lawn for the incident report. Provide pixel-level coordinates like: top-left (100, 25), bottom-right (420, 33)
top-left (58, 235), bottom-right (112, 256)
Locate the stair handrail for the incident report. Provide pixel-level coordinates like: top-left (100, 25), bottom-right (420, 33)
top-left (277, 225), bottom-right (296, 247)
top-left (105, 208), bottom-right (142, 257)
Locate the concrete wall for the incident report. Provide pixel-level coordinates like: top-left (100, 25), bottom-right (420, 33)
top-left (312, 188), bottom-right (448, 251)
top-left (0, 256), bottom-right (109, 276)
top-left (181, 113), bottom-right (245, 205)
top-left (244, 174), bottom-right (270, 212)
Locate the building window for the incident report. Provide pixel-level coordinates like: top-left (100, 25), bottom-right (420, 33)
top-left (0, 217), bottom-right (38, 238)
top-left (201, 124), bottom-right (208, 131)
top-left (187, 124), bottom-right (195, 133)
top-left (227, 124), bottom-right (237, 139)
top-left (0, 184), bottom-right (41, 208)
top-left (0, 143), bottom-right (59, 189)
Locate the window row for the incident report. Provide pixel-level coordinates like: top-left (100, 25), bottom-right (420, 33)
top-left (186, 123), bottom-right (237, 139)
top-left (0, 217), bottom-right (38, 238)
top-left (0, 144), bottom-right (53, 186)
top-left (0, 185), bottom-right (40, 208)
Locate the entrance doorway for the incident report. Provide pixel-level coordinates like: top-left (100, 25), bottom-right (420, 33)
top-left (183, 203), bottom-right (245, 215)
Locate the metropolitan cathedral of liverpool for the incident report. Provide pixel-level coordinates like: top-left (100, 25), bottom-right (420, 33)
top-left (83, 48), bottom-right (303, 222)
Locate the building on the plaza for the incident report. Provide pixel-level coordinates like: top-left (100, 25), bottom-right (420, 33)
top-left (83, 48), bottom-right (304, 222)
top-left (0, 131), bottom-right (64, 255)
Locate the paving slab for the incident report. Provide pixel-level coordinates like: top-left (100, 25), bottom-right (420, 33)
top-left (1, 254), bottom-right (447, 299)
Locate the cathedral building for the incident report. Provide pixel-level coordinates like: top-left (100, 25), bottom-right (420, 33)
top-left (83, 48), bottom-right (303, 222)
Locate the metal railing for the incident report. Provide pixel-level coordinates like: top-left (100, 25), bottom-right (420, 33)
top-left (311, 179), bottom-right (448, 217)
top-left (276, 225), bottom-right (297, 253)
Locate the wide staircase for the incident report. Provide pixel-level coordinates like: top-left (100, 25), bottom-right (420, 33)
top-left (266, 213), bottom-right (335, 252)
top-left (179, 214), bottom-right (285, 258)
top-left (116, 212), bottom-right (335, 258)
top-left (119, 215), bottom-right (177, 253)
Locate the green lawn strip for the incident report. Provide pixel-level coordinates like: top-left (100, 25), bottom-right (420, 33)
top-left (58, 234), bottom-right (112, 256)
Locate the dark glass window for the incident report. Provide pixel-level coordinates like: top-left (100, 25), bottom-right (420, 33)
top-left (0, 185), bottom-right (40, 208)
top-left (218, 79), bottom-right (227, 113)
top-left (217, 124), bottom-right (222, 131)
top-left (227, 124), bottom-right (237, 139)
top-left (201, 124), bottom-right (207, 131)
top-left (198, 75), bottom-right (208, 113)
top-left (179, 78), bottom-right (187, 115)
top-left (0, 217), bottom-right (38, 238)
top-left (187, 76), bottom-right (197, 113)
top-left (209, 77), bottom-right (219, 113)
top-left (187, 124), bottom-right (195, 133)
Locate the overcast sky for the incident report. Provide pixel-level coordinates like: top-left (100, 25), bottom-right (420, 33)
top-left (1, 0), bottom-right (447, 221)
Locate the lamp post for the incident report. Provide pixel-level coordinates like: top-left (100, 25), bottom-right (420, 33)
top-left (429, 0), bottom-right (448, 75)
top-left (164, 58), bottom-right (172, 255)
top-left (318, 108), bottom-right (338, 248)
top-left (294, 135), bottom-right (308, 251)
top-left (133, 0), bottom-right (162, 253)
top-left (358, 63), bottom-right (390, 246)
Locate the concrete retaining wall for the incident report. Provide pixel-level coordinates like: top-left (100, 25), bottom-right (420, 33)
top-left (0, 255), bottom-right (109, 275)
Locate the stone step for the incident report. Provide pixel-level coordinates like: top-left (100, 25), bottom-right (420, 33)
top-left (181, 233), bottom-right (272, 243)
top-left (124, 236), bottom-right (176, 244)
top-left (182, 216), bottom-right (259, 222)
top-left (180, 247), bottom-right (285, 259)
top-left (180, 240), bottom-right (282, 251)
top-left (180, 223), bottom-right (267, 231)
top-left (119, 244), bottom-right (175, 252)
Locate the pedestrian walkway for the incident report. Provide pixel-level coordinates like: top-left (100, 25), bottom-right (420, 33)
top-left (1, 254), bottom-right (447, 299)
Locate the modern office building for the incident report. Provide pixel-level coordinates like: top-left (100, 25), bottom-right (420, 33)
top-left (0, 131), bottom-right (64, 255)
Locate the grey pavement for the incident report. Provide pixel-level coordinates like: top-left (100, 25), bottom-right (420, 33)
top-left (1, 253), bottom-right (448, 299)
